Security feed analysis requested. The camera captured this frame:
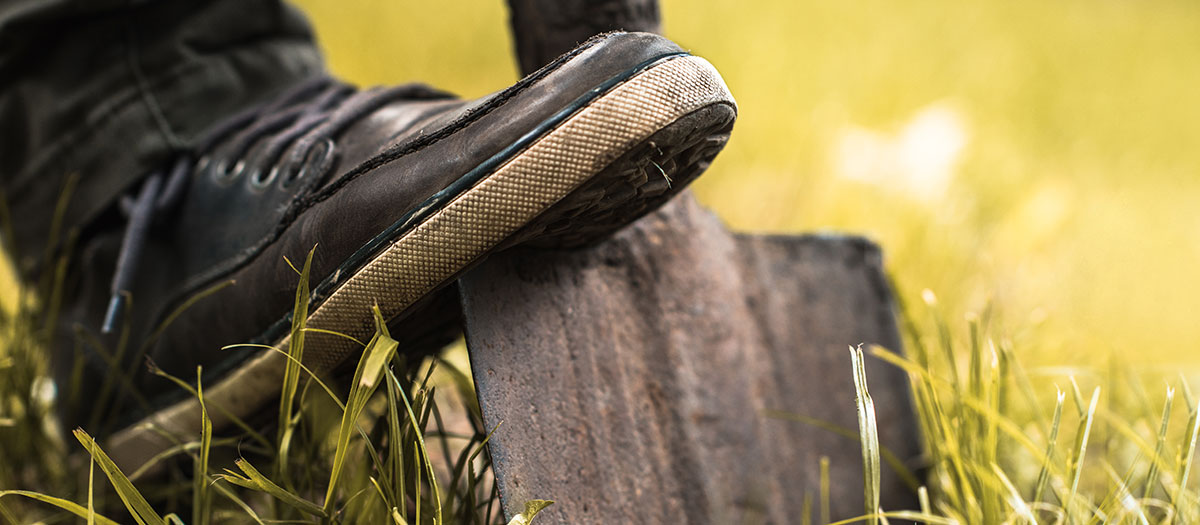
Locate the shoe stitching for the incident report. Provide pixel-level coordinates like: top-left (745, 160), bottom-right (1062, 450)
top-left (159, 32), bottom-right (621, 311)
top-left (305, 31), bottom-right (620, 206)
top-left (149, 32), bottom-right (679, 351)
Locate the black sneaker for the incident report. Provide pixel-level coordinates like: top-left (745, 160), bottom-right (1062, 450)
top-left (60, 31), bottom-right (736, 472)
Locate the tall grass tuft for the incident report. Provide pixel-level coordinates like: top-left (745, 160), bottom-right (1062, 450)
top-left (847, 288), bottom-right (1200, 524)
top-left (0, 245), bottom-right (546, 524)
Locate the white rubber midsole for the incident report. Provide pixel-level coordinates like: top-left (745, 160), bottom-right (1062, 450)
top-left (107, 54), bottom-right (733, 475)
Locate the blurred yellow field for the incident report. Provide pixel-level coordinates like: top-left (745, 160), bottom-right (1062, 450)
top-left (292, 0), bottom-right (1200, 367)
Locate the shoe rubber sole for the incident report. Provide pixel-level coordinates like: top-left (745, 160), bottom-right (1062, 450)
top-left (107, 54), bottom-right (736, 474)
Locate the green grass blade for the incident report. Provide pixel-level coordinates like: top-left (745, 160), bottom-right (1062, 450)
top-left (826, 510), bottom-right (958, 525)
top-left (415, 447), bottom-right (422, 525)
top-left (1033, 389), bottom-right (1065, 505)
top-left (506, 500), bottom-right (554, 525)
top-left (821, 455), bottom-right (832, 525)
top-left (142, 279), bottom-right (236, 351)
top-left (992, 463), bottom-right (1037, 524)
top-left (369, 476), bottom-right (390, 512)
top-left (1066, 387), bottom-right (1101, 513)
top-left (145, 360), bottom-right (271, 450)
top-left (0, 491), bottom-right (121, 525)
top-left (211, 480), bottom-right (266, 525)
top-left (87, 455), bottom-right (95, 525)
top-left (1003, 342), bottom-right (1049, 435)
top-left (324, 306), bottom-right (400, 515)
top-left (922, 290), bottom-right (960, 392)
top-left (1091, 407), bottom-right (1181, 492)
top-left (446, 418), bottom-right (504, 521)
top-left (300, 326), bottom-right (366, 347)
top-left (1180, 375), bottom-right (1196, 411)
top-left (1101, 461), bottom-right (1149, 525)
top-left (72, 429), bottom-right (165, 525)
top-left (850, 345), bottom-right (882, 525)
top-left (872, 346), bottom-right (1061, 473)
top-left (39, 172), bottom-right (77, 293)
top-left (394, 363), bottom-right (443, 525)
top-left (193, 367), bottom-right (213, 525)
top-left (385, 366), bottom-right (408, 518)
top-left (1173, 397), bottom-right (1200, 514)
top-left (278, 247), bottom-right (316, 459)
top-left (222, 342), bottom-right (345, 411)
top-left (763, 409), bottom-right (920, 490)
top-left (801, 491), bottom-right (813, 525)
top-left (216, 458), bottom-right (326, 517)
top-left (437, 355), bottom-right (483, 430)
top-left (1069, 378), bottom-right (1086, 419)
top-left (125, 436), bottom-right (242, 481)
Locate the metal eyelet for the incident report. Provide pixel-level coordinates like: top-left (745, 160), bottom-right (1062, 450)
top-left (248, 165), bottom-right (276, 190)
top-left (280, 137), bottom-right (335, 190)
top-left (273, 163), bottom-right (300, 190)
top-left (211, 159), bottom-right (245, 184)
top-left (194, 155), bottom-right (212, 175)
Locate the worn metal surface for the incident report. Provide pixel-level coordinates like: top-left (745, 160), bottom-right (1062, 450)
top-left (460, 194), bottom-right (921, 523)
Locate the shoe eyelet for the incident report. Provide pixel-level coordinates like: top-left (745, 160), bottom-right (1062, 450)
top-left (248, 165), bottom-right (276, 190)
top-left (280, 137), bottom-right (335, 190)
top-left (194, 155), bottom-right (211, 174)
top-left (211, 159), bottom-right (245, 184)
top-left (274, 163), bottom-right (300, 190)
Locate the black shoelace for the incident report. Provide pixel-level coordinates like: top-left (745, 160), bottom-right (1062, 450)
top-left (102, 76), bottom-right (452, 333)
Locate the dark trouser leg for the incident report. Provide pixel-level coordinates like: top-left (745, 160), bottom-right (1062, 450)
top-left (0, 0), bottom-right (324, 280)
top-left (0, 0), bottom-right (325, 430)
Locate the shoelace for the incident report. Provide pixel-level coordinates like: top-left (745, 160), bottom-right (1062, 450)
top-left (101, 76), bottom-right (453, 333)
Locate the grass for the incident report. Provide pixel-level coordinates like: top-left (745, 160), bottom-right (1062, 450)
top-left (0, 253), bottom-right (549, 525)
top-left (5, 0), bottom-right (1200, 522)
top-left (872, 291), bottom-right (1200, 524)
top-left (8, 269), bottom-right (1200, 523)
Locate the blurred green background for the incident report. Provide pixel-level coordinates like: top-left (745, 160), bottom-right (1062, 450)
top-left (291, 0), bottom-right (1200, 366)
